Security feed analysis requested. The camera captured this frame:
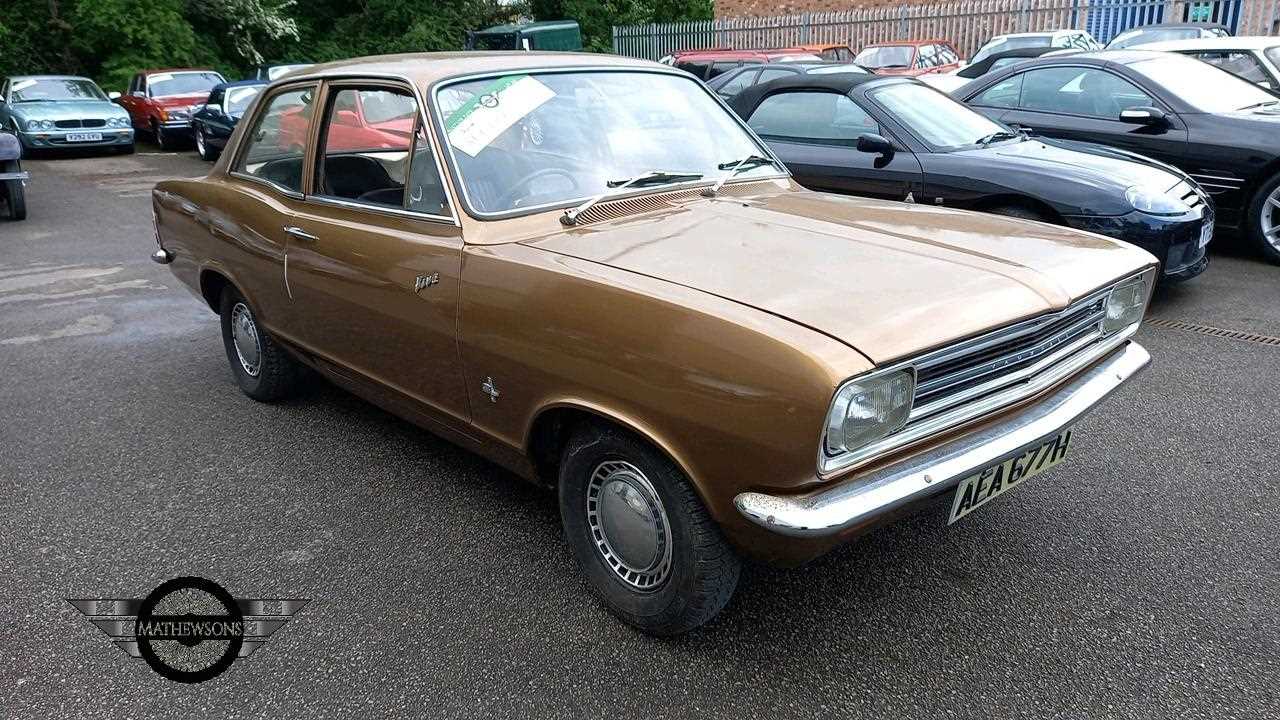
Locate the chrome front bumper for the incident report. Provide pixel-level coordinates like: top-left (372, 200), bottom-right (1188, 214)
top-left (735, 341), bottom-right (1151, 538)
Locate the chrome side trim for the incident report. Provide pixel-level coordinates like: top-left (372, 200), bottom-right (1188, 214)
top-left (739, 341), bottom-right (1151, 538)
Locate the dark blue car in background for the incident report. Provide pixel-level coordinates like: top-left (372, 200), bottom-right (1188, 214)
top-left (191, 79), bottom-right (267, 161)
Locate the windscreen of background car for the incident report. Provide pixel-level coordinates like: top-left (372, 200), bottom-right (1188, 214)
top-left (855, 46), bottom-right (915, 69)
top-left (437, 71), bottom-right (778, 215)
top-left (225, 86), bottom-right (263, 116)
top-left (1131, 56), bottom-right (1278, 112)
top-left (972, 36), bottom-right (1052, 64)
top-left (872, 82), bottom-right (1007, 149)
top-left (149, 72), bottom-right (224, 97)
top-left (9, 78), bottom-right (107, 102)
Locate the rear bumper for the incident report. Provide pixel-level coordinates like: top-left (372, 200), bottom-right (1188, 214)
top-left (735, 340), bottom-right (1150, 538)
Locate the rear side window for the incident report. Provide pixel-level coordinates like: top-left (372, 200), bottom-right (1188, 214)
top-left (756, 68), bottom-right (794, 83)
top-left (748, 91), bottom-right (878, 144)
top-left (235, 86), bottom-right (316, 193)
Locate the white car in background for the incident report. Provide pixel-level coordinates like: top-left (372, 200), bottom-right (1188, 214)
top-left (1141, 36), bottom-right (1280, 92)
top-left (969, 29), bottom-right (1101, 65)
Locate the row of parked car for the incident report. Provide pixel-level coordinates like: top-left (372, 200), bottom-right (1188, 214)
top-left (671, 26), bottom-right (1280, 268)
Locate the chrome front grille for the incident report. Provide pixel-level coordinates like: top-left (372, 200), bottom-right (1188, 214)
top-left (910, 294), bottom-right (1107, 421)
top-left (53, 119), bottom-right (106, 129)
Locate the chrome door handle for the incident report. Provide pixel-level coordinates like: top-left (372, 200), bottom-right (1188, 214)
top-left (283, 225), bottom-right (319, 242)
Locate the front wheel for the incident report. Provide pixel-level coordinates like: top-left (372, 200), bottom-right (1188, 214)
top-left (153, 121), bottom-right (180, 151)
top-left (218, 286), bottom-right (301, 401)
top-left (2, 160), bottom-right (26, 221)
top-left (559, 425), bottom-right (741, 635)
top-left (1247, 172), bottom-right (1280, 265)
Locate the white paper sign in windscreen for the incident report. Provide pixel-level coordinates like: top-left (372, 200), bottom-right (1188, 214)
top-left (446, 75), bottom-right (555, 157)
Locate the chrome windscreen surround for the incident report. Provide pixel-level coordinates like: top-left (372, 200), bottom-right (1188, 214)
top-left (818, 269), bottom-right (1155, 477)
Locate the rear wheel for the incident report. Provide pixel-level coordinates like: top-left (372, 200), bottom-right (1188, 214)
top-left (558, 424), bottom-right (741, 635)
top-left (1247, 172), bottom-right (1280, 265)
top-left (2, 160), bottom-right (26, 221)
top-left (218, 286), bottom-right (300, 401)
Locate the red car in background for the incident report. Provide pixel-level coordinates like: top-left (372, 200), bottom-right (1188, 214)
top-left (664, 48), bottom-right (822, 80)
top-left (275, 86), bottom-right (415, 153)
top-left (115, 68), bottom-right (225, 149)
top-left (854, 40), bottom-right (964, 75)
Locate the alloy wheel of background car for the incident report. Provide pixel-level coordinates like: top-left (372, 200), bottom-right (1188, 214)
top-left (1251, 174), bottom-right (1280, 265)
top-left (585, 460), bottom-right (674, 592)
top-left (230, 303), bottom-right (262, 377)
top-left (195, 128), bottom-right (207, 159)
top-left (1261, 184), bottom-right (1280, 259)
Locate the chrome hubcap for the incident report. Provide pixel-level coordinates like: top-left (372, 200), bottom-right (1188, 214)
top-left (196, 130), bottom-right (205, 154)
top-left (230, 302), bottom-right (262, 377)
top-left (586, 460), bottom-right (672, 592)
top-left (1263, 186), bottom-right (1280, 252)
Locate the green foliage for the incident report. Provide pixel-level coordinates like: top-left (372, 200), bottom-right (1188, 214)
top-left (0, 0), bottom-right (712, 89)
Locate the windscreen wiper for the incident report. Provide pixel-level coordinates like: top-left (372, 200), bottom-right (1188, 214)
top-left (976, 130), bottom-right (1022, 147)
top-left (561, 170), bottom-right (704, 226)
top-left (1238, 100), bottom-right (1280, 111)
top-left (702, 154), bottom-right (781, 196)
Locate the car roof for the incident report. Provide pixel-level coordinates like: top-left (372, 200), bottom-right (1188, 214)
top-left (214, 79), bottom-right (268, 90)
top-left (728, 71), bottom-right (906, 114)
top-left (862, 39), bottom-right (954, 48)
top-left (142, 68), bottom-right (221, 75)
top-left (1141, 36), bottom-right (1280, 51)
top-left (8, 74), bottom-right (96, 82)
top-left (675, 48), bottom-right (818, 61)
top-left (1038, 49), bottom-right (1170, 65)
top-left (291, 51), bottom-right (664, 86)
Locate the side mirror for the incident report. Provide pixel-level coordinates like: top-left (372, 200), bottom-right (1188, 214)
top-left (131, 90), bottom-right (146, 97)
top-left (1118, 106), bottom-right (1168, 127)
top-left (108, 91), bottom-right (121, 100)
top-left (856, 133), bottom-right (895, 156)
top-left (206, 103), bottom-right (223, 114)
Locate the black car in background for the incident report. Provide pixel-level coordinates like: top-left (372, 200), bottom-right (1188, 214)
top-left (729, 73), bottom-right (1212, 281)
top-left (921, 47), bottom-right (1079, 94)
top-left (191, 80), bottom-right (266, 161)
top-left (706, 62), bottom-right (870, 99)
top-left (958, 51), bottom-right (1280, 263)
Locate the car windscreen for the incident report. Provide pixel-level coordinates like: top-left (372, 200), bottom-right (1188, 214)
top-left (1131, 55), bottom-right (1278, 112)
top-left (871, 82), bottom-right (1008, 149)
top-left (1109, 27), bottom-right (1200, 49)
top-left (225, 86), bottom-right (264, 116)
top-left (1267, 46), bottom-right (1280, 68)
top-left (436, 71), bottom-right (777, 215)
top-left (9, 78), bottom-right (107, 102)
top-left (149, 72), bottom-right (224, 97)
top-left (855, 46), bottom-right (915, 69)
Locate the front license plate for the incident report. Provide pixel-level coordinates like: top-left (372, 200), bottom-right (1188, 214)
top-left (66, 132), bottom-right (103, 142)
top-left (1198, 222), bottom-right (1213, 249)
top-left (947, 429), bottom-right (1073, 525)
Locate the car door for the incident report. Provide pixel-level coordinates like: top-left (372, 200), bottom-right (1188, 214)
top-left (970, 65), bottom-right (1188, 166)
top-left (282, 80), bottom-right (469, 427)
top-left (745, 89), bottom-right (923, 200)
top-left (116, 74), bottom-right (145, 129)
top-left (216, 82), bottom-right (320, 327)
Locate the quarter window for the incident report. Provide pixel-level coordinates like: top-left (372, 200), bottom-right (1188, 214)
top-left (748, 91), bottom-right (878, 144)
top-left (315, 86), bottom-right (418, 209)
top-left (235, 86), bottom-right (316, 193)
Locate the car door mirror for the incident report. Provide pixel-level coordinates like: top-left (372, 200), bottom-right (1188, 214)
top-left (108, 91), bottom-right (121, 100)
top-left (1118, 106), bottom-right (1168, 127)
top-left (131, 90), bottom-right (146, 98)
top-left (856, 133), bottom-right (895, 157)
top-left (206, 103), bottom-right (223, 114)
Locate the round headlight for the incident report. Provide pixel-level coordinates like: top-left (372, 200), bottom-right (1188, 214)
top-left (1126, 186), bottom-right (1191, 216)
top-left (823, 369), bottom-right (915, 461)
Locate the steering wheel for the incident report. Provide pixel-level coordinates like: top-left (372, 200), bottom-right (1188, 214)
top-left (495, 168), bottom-right (580, 209)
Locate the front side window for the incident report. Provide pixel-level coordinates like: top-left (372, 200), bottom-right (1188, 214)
top-left (8, 78), bottom-right (107, 103)
top-left (717, 69), bottom-right (758, 97)
top-left (437, 71), bottom-right (777, 215)
top-left (235, 86), bottom-right (316, 193)
top-left (748, 91), bottom-right (878, 144)
top-left (148, 72), bottom-right (224, 98)
top-left (316, 86), bottom-right (418, 208)
top-left (855, 45), bottom-right (915, 70)
top-left (708, 62), bottom-right (740, 79)
top-left (1016, 67), bottom-right (1152, 117)
top-left (872, 82), bottom-right (1008, 149)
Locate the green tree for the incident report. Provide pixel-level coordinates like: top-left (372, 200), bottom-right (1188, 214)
top-left (72, 0), bottom-right (198, 90)
top-left (185, 0), bottom-right (300, 66)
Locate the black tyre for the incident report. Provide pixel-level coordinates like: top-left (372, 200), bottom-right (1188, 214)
top-left (559, 424), bottom-right (741, 635)
top-left (195, 126), bottom-right (218, 161)
top-left (2, 160), bottom-right (26, 221)
top-left (1246, 172), bottom-right (1280, 265)
top-left (153, 120), bottom-right (180, 151)
top-left (988, 203), bottom-right (1054, 223)
top-left (116, 142), bottom-right (135, 155)
top-left (218, 286), bottom-right (300, 402)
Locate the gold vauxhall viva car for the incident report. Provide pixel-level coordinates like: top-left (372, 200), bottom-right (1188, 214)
top-left (151, 52), bottom-right (1156, 635)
